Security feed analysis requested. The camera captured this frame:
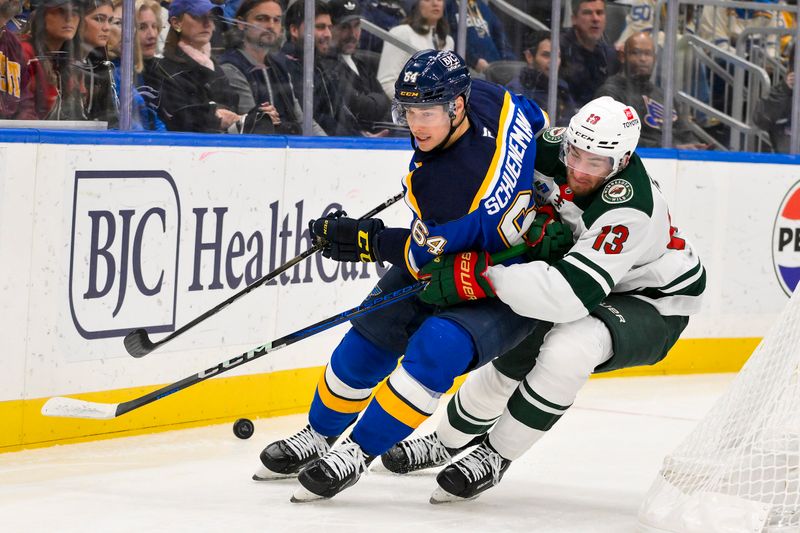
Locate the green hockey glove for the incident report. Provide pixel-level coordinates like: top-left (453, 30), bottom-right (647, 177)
top-left (309, 210), bottom-right (385, 262)
top-left (525, 207), bottom-right (573, 264)
top-left (419, 251), bottom-right (495, 306)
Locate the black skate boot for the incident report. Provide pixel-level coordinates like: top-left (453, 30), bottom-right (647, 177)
top-left (291, 437), bottom-right (375, 502)
top-left (252, 425), bottom-right (337, 481)
top-left (381, 433), bottom-right (484, 474)
top-left (429, 440), bottom-right (511, 503)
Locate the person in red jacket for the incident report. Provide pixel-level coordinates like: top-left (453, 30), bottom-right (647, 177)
top-left (20, 0), bottom-right (87, 119)
top-left (0, 0), bottom-right (36, 119)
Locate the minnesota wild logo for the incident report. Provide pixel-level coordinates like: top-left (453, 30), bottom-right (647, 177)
top-left (602, 179), bottom-right (633, 204)
top-left (542, 127), bottom-right (566, 143)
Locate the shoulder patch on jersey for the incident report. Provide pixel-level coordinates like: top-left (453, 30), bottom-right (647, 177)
top-left (542, 127), bottom-right (566, 144)
top-left (602, 178), bottom-right (634, 204)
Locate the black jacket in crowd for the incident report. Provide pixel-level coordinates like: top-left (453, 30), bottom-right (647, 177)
top-left (271, 40), bottom-right (339, 135)
top-left (506, 67), bottom-right (576, 127)
top-left (559, 28), bottom-right (619, 108)
top-left (147, 43), bottom-right (238, 133)
top-left (319, 49), bottom-right (391, 134)
top-left (82, 48), bottom-right (119, 127)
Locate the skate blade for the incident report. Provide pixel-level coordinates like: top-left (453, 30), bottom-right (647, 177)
top-left (252, 465), bottom-right (297, 481)
top-left (290, 486), bottom-right (327, 503)
top-left (429, 486), bottom-right (474, 504)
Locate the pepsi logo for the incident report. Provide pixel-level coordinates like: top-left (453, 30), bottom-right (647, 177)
top-left (772, 180), bottom-right (800, 296)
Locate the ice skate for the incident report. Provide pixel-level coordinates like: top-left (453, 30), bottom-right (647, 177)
top-left (380, 432), bottom-right (483, 474)
top-left (429, 441), bottom-right (511, 504)
top-left (291, 438), bottom-right (373, 502)
top-left (252, 424), bottom-right (337, 481)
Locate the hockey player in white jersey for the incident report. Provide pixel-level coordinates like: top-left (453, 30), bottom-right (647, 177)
top-left (381, 96), bottom-right (707, 503)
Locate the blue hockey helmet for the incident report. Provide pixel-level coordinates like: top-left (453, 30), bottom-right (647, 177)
top-left (392, 49), bottom-right (471, 126)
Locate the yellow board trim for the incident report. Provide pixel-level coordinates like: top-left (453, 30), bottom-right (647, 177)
top-left (0, 337), bottom-right (761, 453)
top-left (316, 369), bottom-right (371, 414)
top-left (373, 382), bottom-right (429, 429)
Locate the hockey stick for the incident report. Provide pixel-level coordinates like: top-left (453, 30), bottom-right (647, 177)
top-left (42, 244), bottom-right (529, 420)
top-left (43, 282), bottom-right (424, 419)
top-left (123, 192), bottom-right (405, 358)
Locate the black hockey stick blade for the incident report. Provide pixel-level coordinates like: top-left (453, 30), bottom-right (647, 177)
top-left (124, 329), bottom-right (158, 358)
top-left (122, 191), bottom-right (405, 358)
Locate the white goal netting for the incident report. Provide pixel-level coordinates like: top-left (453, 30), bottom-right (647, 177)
top-left (638, 288), bottom-right (800, 533)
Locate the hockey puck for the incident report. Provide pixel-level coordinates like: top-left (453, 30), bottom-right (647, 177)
top-left (233, 418), bottom-right (254, 439)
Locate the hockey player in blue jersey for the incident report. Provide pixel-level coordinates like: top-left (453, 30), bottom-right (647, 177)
top-left (252, 49), bottom-right (550, 502)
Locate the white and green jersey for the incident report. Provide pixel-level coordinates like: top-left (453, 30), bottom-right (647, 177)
top-left (487, 127), bottom-right (706, 322)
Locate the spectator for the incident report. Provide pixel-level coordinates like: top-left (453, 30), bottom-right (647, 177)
top-left (271, 0), bottom-right (336, 135)
top-left (135, 0), bottom-right (162, 117)
top-left (320, 0), bottom-right (391, 135)
top-left (135, 0), bottom-right (160, 70)
top-left (151, 0), bottom-right (240, 132)
top-left (0, 0), bottom-right (37, 118)
top-left (20, 0), bottom-right (87, 119)
top-left (595, 32), bottom-right (707, 149)
top-left (359, 0), bottom-right (406, 53)
top-left (106, 0), bottom-right (165, 129)
top-left (559, 0), bottom-right (619, 107)
top-left (754, 45), bottom-right (795, 153)
top-left (377, 0), bottom-right (453, 98)
top-left (218, 0), bottom-right (302, 134)
top-left (506, 30), bottom-right (576, 127)
top-left (80, 0), bottom-right (118, 125)
top-left (445, 0), bottom-right (515, 74)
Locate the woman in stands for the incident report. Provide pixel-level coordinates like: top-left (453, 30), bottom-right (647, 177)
top-left (135, 0), bottom-right (160, 77)
top-left (20, 0), bottom-right (87, 119)
top-left (376, 0), bottom-right (453, 98)
top-left (105, 0), bottom-right (165, 130)
top-left (80, 0), bottom-right (118, 125)
top-left (149, 0), bottom-right (240, 132)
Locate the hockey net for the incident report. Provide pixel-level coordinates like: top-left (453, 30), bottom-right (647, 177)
top-left (637, 288), bottom-right (800, 533)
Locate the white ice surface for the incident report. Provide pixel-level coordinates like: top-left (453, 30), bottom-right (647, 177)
top-left (0, 374), bottom-right (735, 533)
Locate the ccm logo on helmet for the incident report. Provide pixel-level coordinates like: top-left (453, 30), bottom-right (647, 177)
top-left (575, 130), bottom-right (595, 141)
top-left (399, 91), bottom-right (419, 97)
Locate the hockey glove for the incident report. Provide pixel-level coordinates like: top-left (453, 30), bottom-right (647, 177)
top-left (524, 207), bottom-right (573, 264)
top-left (309, 211), bottom-right (385, 262)
top-left (419, 251), bottom-right (496, 306)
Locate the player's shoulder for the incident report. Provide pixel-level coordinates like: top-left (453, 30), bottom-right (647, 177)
top-left (582, 153), bottom-right (655, 227)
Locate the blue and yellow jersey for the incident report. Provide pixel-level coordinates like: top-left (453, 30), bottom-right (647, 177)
top-left (380, 79), bottom-right (548, 278)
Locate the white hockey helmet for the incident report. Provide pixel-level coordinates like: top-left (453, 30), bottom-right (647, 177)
top-left (561, 96), bottom-right (641, 180)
